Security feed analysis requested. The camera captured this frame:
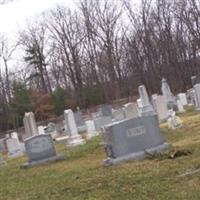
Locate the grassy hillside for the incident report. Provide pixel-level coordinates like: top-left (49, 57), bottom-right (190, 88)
top-left (1, 110), bottom-right (200, 200)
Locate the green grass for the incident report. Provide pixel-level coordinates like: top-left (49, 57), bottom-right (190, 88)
top-left (1, 111), bottom-right (200, 199)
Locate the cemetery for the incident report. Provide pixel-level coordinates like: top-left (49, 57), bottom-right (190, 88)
top-left (1, 0), bottom-right (200, 199)
top-left (0, 77), bottom-right (200, 199)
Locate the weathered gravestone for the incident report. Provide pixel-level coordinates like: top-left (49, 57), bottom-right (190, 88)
top-left (102, 115), bottom-right (170, 165)
top-left (85, 120), bottom-right (98, 139)
top-left (74, 111), bottom-right (86, 133)
top-left (123, 103), bottom-right (139, 119)
top-left (64, 109), bottom-right (85, 147)
top-left (161, 78), bottom-right (176, 110)
top-left (6, 138), bottom-right (25, 158)
top-left (112, 109), bottom-right (125, 121)
top-left (152, 95), bottom-right (168, 122)
top-left (177, 93), bottom-right (187, 106)
top-left (38, 126), bottom-right (45, 135)
top-left (97, 105), bottom-right (113, 117)
top-left (93, 116), bottom-right (113, 132)
top-left (23, 112), bottom-right (38, 138)
top-left (21, 134), bottom-right (63, 168)
top-left (138, 85), bottom-right (154, 116)
top-left (177, 99), bottom-right (185, 113)
top-left (193, 83), bottom-right (200, 111)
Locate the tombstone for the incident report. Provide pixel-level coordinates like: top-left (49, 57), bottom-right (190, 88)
top-left (93, 116), bottom-right (113, 132)
top-left (193, 83), bottom-right (200, 111)
top-left (11, 132), bottom-right (19, 142)
top-left (74, 111), bottom-right (86, 133)
top-left (6, 138), bottom-right (24, 158)
top-left (152, 95), bottom-right (168, 122)
top-left (137, 98), bottom-right (143, 108)
top-left (186, 89), bottom-right (195, 106)
top-left (102, 114), bottom-right (170, 165)
top-left (167, 110), bottom-right (182, 130)
top-left (23, 112), bottom-right (38, 138)
top-left (38, 126), bottom-right (45, 135)
top-left (177, 99), bottom-right (185, 113)
top-left (21, 134), bottom-right (63, 168)
top-left (97, 105), bottom-right (113, 117)
top-left (161, 78), bottom-right (176, 109)
top-left (64, 109), bottom-right (85, 147)
top-left (44, 123), bottom-right (59, 139)
top-left (112, 109), bottom-right (125, 121)
top-left (138, 85), bottom-right (154, 116)
top-left (177, 93), bottom-right (187, 106)
top-left (123, 103), bottom-right (140, 119)
top-left (85, 120), bottom-right (98, 139)
top-left (0, 138), bottom-right (6, 152)
top-left (0, 155), bottom-right (5, 166)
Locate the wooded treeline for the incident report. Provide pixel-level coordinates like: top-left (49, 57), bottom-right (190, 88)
top-left (0, 0), bottom-right (200, 131)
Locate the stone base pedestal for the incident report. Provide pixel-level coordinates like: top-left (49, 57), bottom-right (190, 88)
top-left (103, 142), bottom-right (171, 166)
top-left (55, 136), bottom-right (69, 144)
top-left (66, 135), bottom-right (85, 147)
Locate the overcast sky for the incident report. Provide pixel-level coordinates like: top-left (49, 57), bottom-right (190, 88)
top-left (0, 0), bottom-right (74, 34)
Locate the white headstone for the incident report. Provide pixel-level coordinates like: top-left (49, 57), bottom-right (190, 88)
top-left (177, 93), bottom-right (187, 106)
top-left (123, 103), bottom-right (139, 119)
top-left (38, 126), bottom-right (45, 135)
top-left (193, 84), bottom-right (200, 111)
top-left (161, 78), bottom-right (174, 103)
top-left (11, 132), bottom-right (19, 143)
top-left (23, 112), bottom-right (38, 138)
top-left (138, 85), bottom-right (154, 116)
top-left (64, 109), bottom-right (85, 147)
top-left (6, 138), bottom-right (24, 158)
top-left (177, 99), bottom-right (185, 113)
top-left (152, 95), bottom-right (168, 122)
top-left (85, 120), bottom-right (98, 139)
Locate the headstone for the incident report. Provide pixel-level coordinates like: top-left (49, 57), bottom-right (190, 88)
top-left (193, 84), bottom-right (200, 111)
top-left (138, 85), bottom-right (154, 116)
top-left (21, 134), bottom-right (63, 168)
top-left (167, 110), bottom-right (182, 130)
top-left (152, 95), bottom-right (168, 122)
top-left (38, 126), bottom-right (45, 135)
top-left (93, 116), bottom-right (113, 132)
top-left (6, 138), bottom-right (24, 158)
top-left (177, 93), bottom-right (187, 106)
top-left (74, 111), bottom-right (86, 133)
top-left (64, 109), bottom-right (85, 147)
top-left (161, 78), bottom-right (176, 109)
top-left (0, 139), bottom-right (6, 152)
top-left (177, 99), bottom-right (185, 113)
top-left (85, 120), bottom-right (98, 139)
top-left (0, 155), bottom-right (6, 166)
top-left (23, 112), bottom-right (38, 138)
top-left (97, 105), bottom-right (113, 117)
top-left (11, 132), bottom-right (19, 142)
top-left (123, 103), bottom-right (139, 119)
top-left (137, 99), bottom-right (143, 108)
top-left (44, 122), bottom-right (59, 139)
top-left (112, 109), bottom-right (125, 121)
top-left (102, 115), bottom-right (170, 165)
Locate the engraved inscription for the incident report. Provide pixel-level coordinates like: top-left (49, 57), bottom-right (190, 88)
top-left (30, 137), bottom-right (52, 153)
top-left (126, 126), bottom-right (146, 138)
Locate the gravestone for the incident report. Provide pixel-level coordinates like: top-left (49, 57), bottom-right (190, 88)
top-left (123, 103), bottom-right (139, 119)
top-left (152, 95), bottom-right (168, 122)
top-left (93, 116), bottom-right (113, 132)
top-left (0, 155), bottom-right (5, 166)
top-left (38, 126), bottom-right (45, 135)
top-left (177, 99), bottom-right (185, 113)
top-left (0, 138), bottom-right (6, 152)
top-left (11, 132), bottom-right (19, 142)
top-left (102, 114), bottom-right (170, 165)
top-left (167, 110), bottom-right (182, 130)
top-left (23, 112), bottom-right (38, 138)
top-left (161, 78), bottom-right (176, 110)
top-left (138, 85), bottom-right (154, 116)
top-left (44, 122), bottom-right (59, 139)
top-left (177, 93), bottom-right (187, 106)
top-left (85, 120), bottom-right (98, 139)
top-left (112, 109), bottom-right (125, 121)
top-left (6, 138), bottom-right (25, 158)
top-left (97, 105), bottom-right (113, 117)
top-left (193, 84), bottom-right (200, 111)
top-left (64, 109), bottom-right (85, 147)
top-left (21, 134), bottom-right (63, 168)
top-left (74, 111), bottom-right (86, 133)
